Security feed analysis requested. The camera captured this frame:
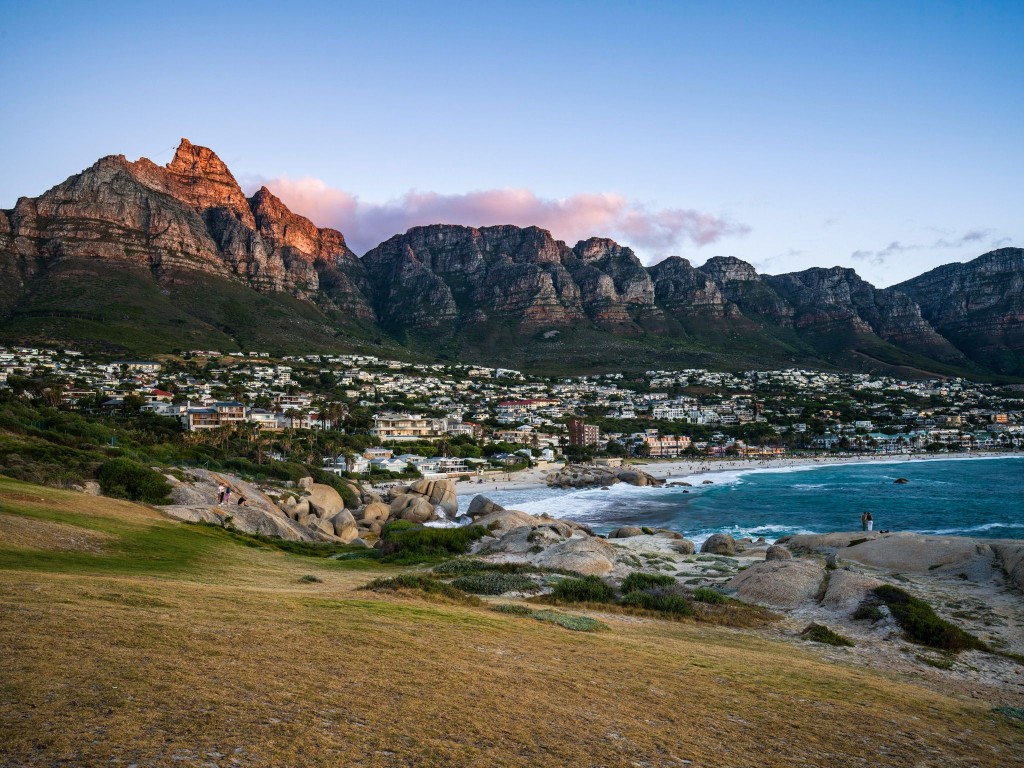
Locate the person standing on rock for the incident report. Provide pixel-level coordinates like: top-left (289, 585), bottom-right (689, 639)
top-left (861, 511), bottom-right (868, 531)
top-left (866, 511), bottom-right (874, 531)
top-left (224, 486), bottom-right (231, 506)
top-left (217, 483), bottom-right (226, 506)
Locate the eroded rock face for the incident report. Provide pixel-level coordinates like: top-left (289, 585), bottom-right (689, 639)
top-left (406, 479), bottom-right (458, 517)
top-left (895, 248), bottom-right (1024, 374)
top-left (0, 139), bottom-right (375, 317)
top-left (389, 494), bottom-right (435, 523)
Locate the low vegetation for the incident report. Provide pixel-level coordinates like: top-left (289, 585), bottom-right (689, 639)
top-left (621, 571), bottom-right (676, 594)
top-left (691, 586), bottom-right (727, 604)
top-left (378, 522), bottom-right (487, 564)
top-left (867, 585), bottom-right (988, 653)
top-left (550, 575), bottom-right (616, 603)
top-left (451, 572), bottom-right (539, 595)
top-left (361, 574), bottom-right (481, 605)
top-left (801, 623), bottom-right (855, 647)
top-left (619, 589), bottom-right (694, 617)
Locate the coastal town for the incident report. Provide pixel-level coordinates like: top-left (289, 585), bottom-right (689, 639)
top-left (2, 345), bottom-right (1021, 482)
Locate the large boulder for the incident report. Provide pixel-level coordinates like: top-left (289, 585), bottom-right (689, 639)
top-left (407, 478), bottom-right (458, 517)
top-left (467, 495), bottom-right (503, 520)
top-left (821, 569), bottom-right (884, 614)
top-left (474, 508), bottom-right (542, 535)
top-left (390, 494), bottom-right (435, 523)
top-left (360, 502), bottom-right (390, 523)
top-left (609, 526), bottom-right (645, 539)
top-left (672, 539), bottom-right (696, 555)
top-left (297, 476), bottom-right (314, 490)
top-left (727, 559), bottom-right (826, 609)
top-left (701, 533), bottom-right (737, 556)
top-left (615, 469), bottom-right (649, 487)
top-left (535, 535), bottom-right (617, 576)
top-left (487, 525), bottom-right (565, 556)
top-left (307, 484), bottom-right (344, 518)
top-left (327, 509), bottom-right (359, 543)
top-left (766, 544), bottom-right (793, 561)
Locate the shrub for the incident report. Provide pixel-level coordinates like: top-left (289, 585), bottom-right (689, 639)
top-left (621, 572), bottom-right (676, 594)
top-left (870, 585), bottom-right (987, 653)
top-left (619, 590), bottom-right (693, 617)
top-left (852, 602), bottom-right (884, 622)
top-left (97, 457), bottom-right (172, 504)
top-left (550, 575), bottom-right (615, 603)
top-left (451, 572), bottom-right (539, 595)
top-left (691, 586), bottom-right (726, 604)
top-left (531, 610), bottom-right (608, 632)
top-left (432, 558), bottom-right (535, 576)
top-left (361, 574), bottom-right (479, 604)
top-left (379, 524), bottom-right (487, 564)
top-left (299, 574), bottom-right (322, 583)
top-left (801, 623), bottom-right (854, 647)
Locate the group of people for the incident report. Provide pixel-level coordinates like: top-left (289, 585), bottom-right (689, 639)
top-left (860, 510), bottom-right (874, 531)
top-left (216, 483), bottom-right (246, 507)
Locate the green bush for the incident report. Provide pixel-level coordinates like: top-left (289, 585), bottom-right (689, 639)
top-left (550, 575), bottom-right (615, 603)
top-left (378, 524), bottom-right (487, 564)
top-left (299, 574), bottom-right (322, 583)
top-left (870, 585), bottom-right (987, 653)
top-left (621, 572), bottom-right (676, 594)
top-left (432, 558), bottom-right (535, 576)
top-left (852, 602), bottom-right (885, 622)
top-left (691, 586), bottom-right (726, 604)
top-left (361, 574), bottom-right (479, 603)
top-left (97, 457), bottom-right (172, 504)
top-left (451, 572), bottom-right (538, 595)
top-left (619, 590), bottom-right (693, 617)
top-left (801, 623), bottom-right (854, 647)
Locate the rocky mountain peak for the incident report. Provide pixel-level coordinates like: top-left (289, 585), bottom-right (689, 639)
top-left (128, 138), bottom-right (256, 228)
top-left (699, 256), bottom-right (760, 283)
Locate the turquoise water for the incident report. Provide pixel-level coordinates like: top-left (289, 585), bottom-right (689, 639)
top-left (473, 456), bottom-right (1024, 546)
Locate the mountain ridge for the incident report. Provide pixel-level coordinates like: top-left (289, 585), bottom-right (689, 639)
top-left (1, 139), bottom-right (1021, 378)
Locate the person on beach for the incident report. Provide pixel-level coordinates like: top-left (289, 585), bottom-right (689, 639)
top-left (866, 511), bottom-right (874, 531)
top-left (861, 511), bottom-right (868, 531)
top-left (217, 483), bottom-right (226, 506)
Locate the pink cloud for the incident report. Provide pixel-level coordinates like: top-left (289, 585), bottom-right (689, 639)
top-left (244, 175), bottom-right (750, 261)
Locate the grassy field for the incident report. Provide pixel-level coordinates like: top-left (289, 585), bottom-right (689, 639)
top-left (1, 476), bottom-right (1021, 767)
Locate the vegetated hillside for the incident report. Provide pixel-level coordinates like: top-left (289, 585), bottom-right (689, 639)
top-left (1, 139), bottom-right (1021, 377)
top-left (1, 476), bottom-right (1021, 767)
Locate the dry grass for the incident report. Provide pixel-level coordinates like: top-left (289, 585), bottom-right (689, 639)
top-left (1, 476), bottom-right (1022, 767)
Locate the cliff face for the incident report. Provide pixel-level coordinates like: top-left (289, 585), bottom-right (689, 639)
top-left (894, 248), bottom-right (1024, 372)
top-left (0, 139), bottom-right (375, 319)
top-left (0, 139), bottom-right (1020, 376)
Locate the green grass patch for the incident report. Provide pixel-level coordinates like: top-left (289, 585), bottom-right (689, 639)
top-left (490, 603), bottom-right (534, 616)
top-left (432, 558), bottom-right (536, 576)
top-left (916, 654), bottom-right (954, 670)
top-left (993, 706), bottom-right (1024, 727)
top-left (869, 585), bottom-right (987, 653)
top-left (299, 574), bottom-right (322, 583)
top-left (550, 575), bottom-right (615, 603)
top-left (801, 623), bottom-right (854, 647)
top-left (451, 572), bottom-right (539, 595)
top-left (621, 572), bottom-right (676, 594)
top-left (531, 610), bottom-right (608, 632)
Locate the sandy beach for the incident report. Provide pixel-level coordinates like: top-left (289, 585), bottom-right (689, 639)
top-left (455, 451), bottom-right (1023, 496)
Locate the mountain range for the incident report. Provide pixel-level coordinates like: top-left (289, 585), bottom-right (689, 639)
top-left (1, 139), bottom-right (1021, 378)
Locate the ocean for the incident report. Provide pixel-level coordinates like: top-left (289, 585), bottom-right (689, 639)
top-left (469, 456), bottom-right (1024, 547)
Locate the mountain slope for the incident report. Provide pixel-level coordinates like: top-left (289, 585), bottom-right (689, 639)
top-left (0, 139), bottom-right (1019, 377)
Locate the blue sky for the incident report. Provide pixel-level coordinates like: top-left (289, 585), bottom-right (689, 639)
top-left (2, 1), bottom-right (1021, 285)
